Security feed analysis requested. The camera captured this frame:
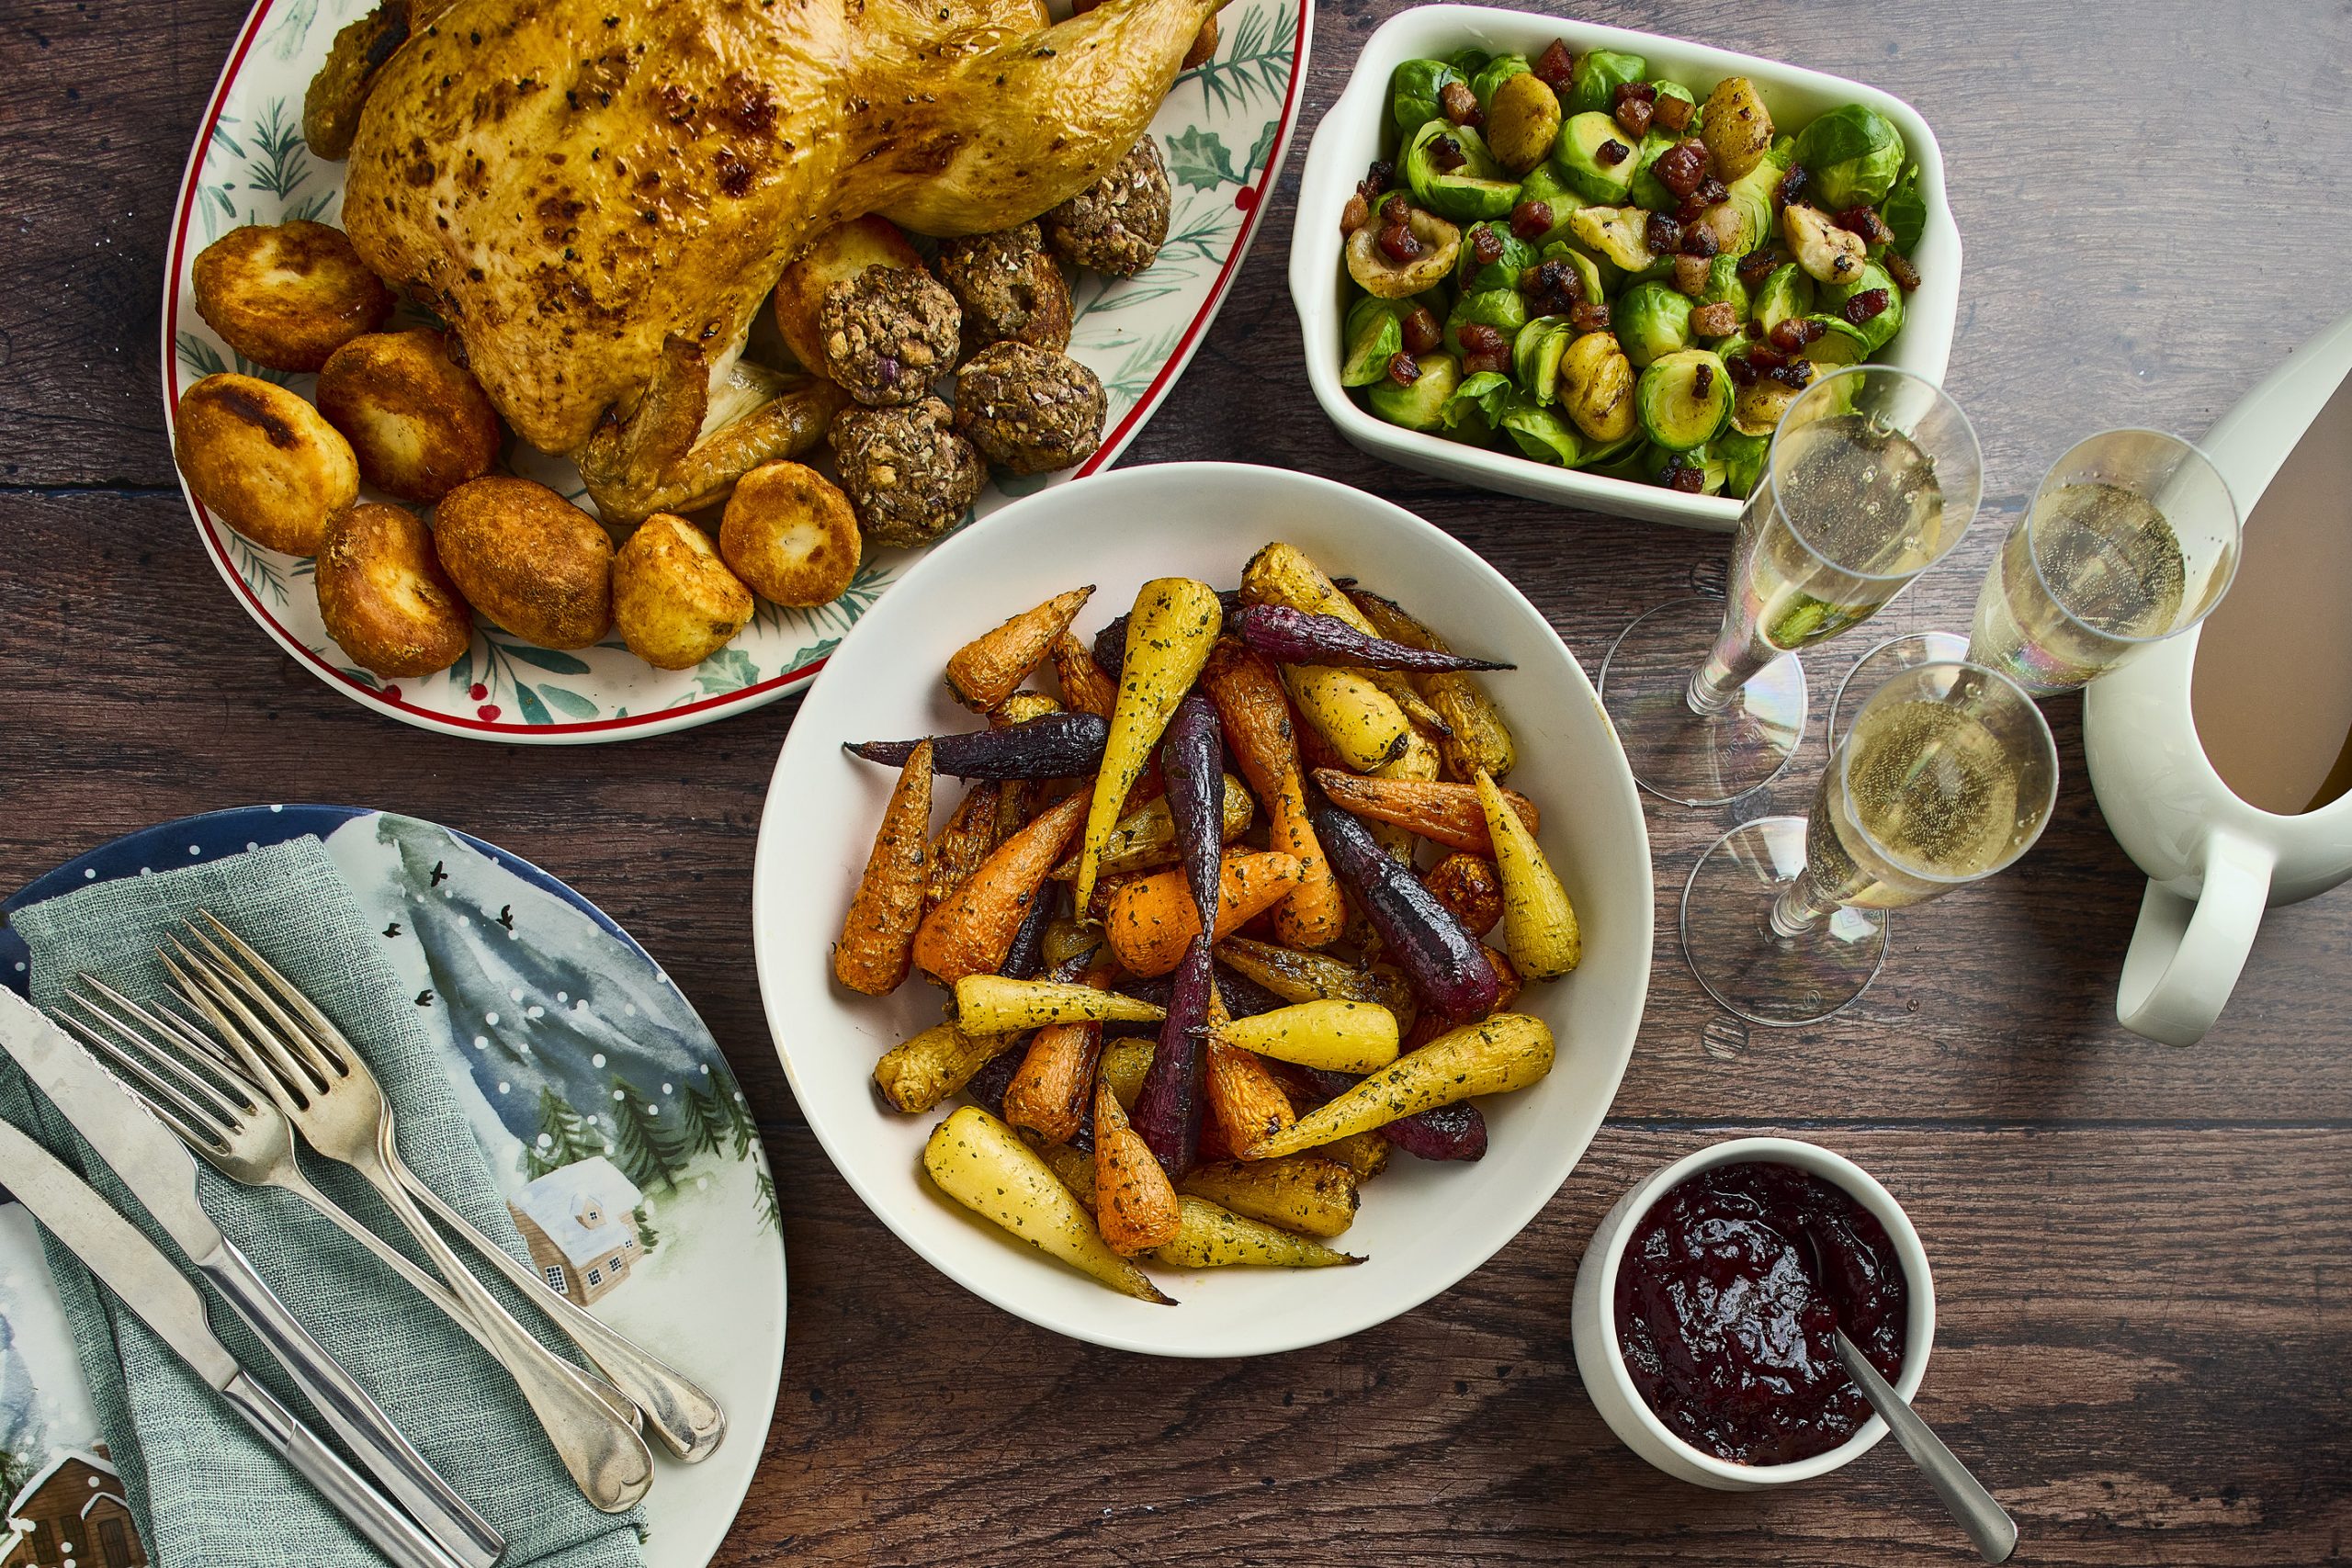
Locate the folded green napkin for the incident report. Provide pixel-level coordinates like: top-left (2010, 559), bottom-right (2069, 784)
top-left (0, 837), bottom-right (647, 1568)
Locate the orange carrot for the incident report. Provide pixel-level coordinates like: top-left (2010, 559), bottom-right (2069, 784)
top-left (1309, 769), bottom-right (1540, 854)
top-left (833, 741), bottom-right (933, 996)
top-left (1049, 630), bottom-right (1119, 719)
top-left (1003, 961), bottom-right (1117, 1144)
top-left (945, 585), bottom-right (1095, 711)
top-left (1200, 641), bottom-right (1344, 949)
top-left (912, 787), bottom-right (1089, 984)
top-left (1092, 1080), bottom-right (1182, 1255)
top-left (1102, 850), bottom-right (1303, 978)
top-left (925, 781), bottom-right (1004, 919)
top-left (1423, 853), bottom-right (1505, 937)
top-left (1205, 1039), bottom-right (1296, 1156)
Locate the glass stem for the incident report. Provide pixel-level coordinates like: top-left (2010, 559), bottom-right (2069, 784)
top-left (1686, 637), bottom-right (1775, 716)
top-left (1769, 877), bottom-right (1839, 939)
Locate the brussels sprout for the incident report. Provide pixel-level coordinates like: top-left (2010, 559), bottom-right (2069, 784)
top-left (1516, 164), bottom-right (1586, 242)
top-left (1653, 81), bottom-right (1700, 113)
top-left (1538, 242), bottom-right (1611, 303)
top-left (1626, 130), bottom-right (1680, 213)
top-left (1565, 48), bottom-right (1645, 116)
top-left (1790, 104), bottom-right (1906, 209)
top-left (1567, 204), bottom-right (1655, 270)
top-left (1587, 436), bottom-right (1661, 483)
top-left (1817, 261), bottom-right (1905, 353)
top-left (1690, 155), bottom-right (1779, 257)
top-left (1391, 60), bottom-right (1464, 138)
top-left (1782, 202), bottom-right (1869, 287)
top-left (1453, 222), bottom-right (1538, 294)
top-left (1443, 368), bottom-right (1516, 430)
top-left (1767, 132), bottom-right (1797, 172)
top-left (1700, 76), bottom-right (1774, 180)
top-left (1802, 317), bottom-right (1873, 367)
top-left (1716, 429), bottom-right (1770, 496)
top-left (1512, 315), bottom-right (1575, 401)
top-left (1753, 263), bottom-right (1815, 335)
top-left (1498, 399), bottom-right (1584, 466)
top-left (1365, 350), bottom-right (1461, 431)
top-left (1558, 331), bottom-right (1636, 442)
top-left (1443, 288), bottom-right (1530, 354)
top-left (1340, 296), bottom-right (1406, 387)
top-left (1447, 47), bottom-right (1492, 77)
top-left (1471, 53), bottom-right (1532, 109)
top-left (1485, 71), bottom-right (1564, 175)
top-left (1554, 110), bottom-right (1639, 202)
top-left (1405, 120), bottom-right (1521, 222)
top-left (1345, 206), bottom-right (1462, 298)
top-left (1881, 161), bottom-right (1927, 253)
top-left (1635, 348), bottom-right (1733, 450)
top-left (1696, 254), bottom-right (1751, 322)
top-left (1615, 282), bottom-right (1692, 367)
top-left (1648, 443), bottom-right (1728, 494)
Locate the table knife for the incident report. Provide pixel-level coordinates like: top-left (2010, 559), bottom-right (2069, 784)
top-left (0, 1111), bottom-right (471, 1568)
top-left (0, 987), bottom-right (503, 1568)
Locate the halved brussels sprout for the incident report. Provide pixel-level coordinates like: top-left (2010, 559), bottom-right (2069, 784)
top-left (1818, 262), bottom-right (1905, 353)
top-left (1767, 132), bottom-right (1797, 172)
top-left (1565, 48), bottom-right (1645, 116)
top-left (1471, 53), bottom-right (1532, 109)
top-left (1881, 161), bottom-right (1927, 253)
top-left (1696, 254), bottom-right (1752, 323)
top-left (1716, 429), bottom-right (1770, 496)
top-left (1539, 241), bottom-right (1612, 301)
top-left (1691, 156), bottom-right (1779, 257)
top-left (1512, 315), bottom-right (1576, 401)
top-left (1635, 348), bottom-right (1733, 450)
top-left (1499, 399), bottom-right (1584, 466)
top-left (1515, 164), bottom-right (1586, 242)
top-left (1791, 104), bottom-right (1906, 209)
top-left (1567, 204), bottom-right (1656, 271)
top-left (1443, 368), bottom-right (1516, 431)
top-left (1754, 263), bottom-right (1815, 334)
top-left (1700, 76), bottom-right (1774, 180)
top-left (1340, 297), bottom-right (1406, 387)
top-left (1615, 282), bottom-right (1692, 368)
top-left (1802, 318), bottom-right (1873, 367)
top-left (1558, 331), bottom-right (1636, 442)
top-left (1587, 436), bottom-right (1661, 483)
top-left (1390, 60), bottom-right (1464, 138)
top-left (1345, 207), bottom-right (1462, 298)
top-left (1648, 442), bottom-right (1728, 494)
top-left (1555, 110), bottom-right (1639, 203)
top-left (1405, 120), bottom-right (1521, 222)
top-left (1486, 71), bottom-right (1564, 175)
top-left (1455, 222), bottom-right (1539, 293)
top-left (1782, 203), bottom-right (1869, 287)
top-left (1447, 47), bottom-right (1492, 77)
top-left (1443, 288), bottom-right (1531, 354)
top-left (1365, 350), bottom-right (1461, 431)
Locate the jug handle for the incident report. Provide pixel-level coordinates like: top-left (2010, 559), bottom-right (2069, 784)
top-left (2115, 829), bottom-right (2275, 1046)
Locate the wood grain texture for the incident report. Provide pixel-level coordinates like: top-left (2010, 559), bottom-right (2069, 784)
top-left (2, 0), bottom-right (2349, 1562)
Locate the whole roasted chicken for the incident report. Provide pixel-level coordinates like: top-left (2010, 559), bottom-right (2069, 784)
top-left (331, 0), bottom-right (1218, 522)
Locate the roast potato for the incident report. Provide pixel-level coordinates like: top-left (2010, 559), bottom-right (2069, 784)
top-left (719, 459), bottom-right (862, 606)
top-left (315, 330), bottom-right (502, 502)
top-left (314, 502), bottom-right (473, 677)
top-left (612, 513), bottom-right (755, 669)
top-left (192, 220), bottom-right (394, 372)
top-left (432, 476), bottom-right (613, 649)
top-left (172, 373), bottom-right (358, 555)
top-left (771, 216), bottom-right (925, 375)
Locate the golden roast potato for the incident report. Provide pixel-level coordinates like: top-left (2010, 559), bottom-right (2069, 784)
top-left (172, 373), bottom-right (358, 556)
top-left (770, 217), bottom-right (925, 376)
top-left (612, 513), bottom-right (756, 670)
top-left (432, 477), bottom-right (613, 649)
top-left (314, 502), bottom-right (473, 678)
top-left (315, 330), bottom-right (503, 502)
top-left (719, 460), bottom-right (862, 607)
top-left (192, 220), bottom-right (394, 373)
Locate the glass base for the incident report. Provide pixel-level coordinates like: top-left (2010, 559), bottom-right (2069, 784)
top-left (1826, 630), bottom-right (1969, 752)
top-left (1599, 598), bottom-right (1807, 807)
top-left (1680, 817), bottom-right (1890, 1026)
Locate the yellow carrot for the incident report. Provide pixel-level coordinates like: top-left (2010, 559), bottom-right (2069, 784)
top-left (1476, 768), bottom-right (1580, 980)
top-left (952, 974), bottom-right (1166, 1033)
top-left (922, 1108), bottom-right (1170, 1303)
top-left (1213, 999), bottom-right (1399, 1074)
top-left (1240, 1015), bottom-right (1555, 1160)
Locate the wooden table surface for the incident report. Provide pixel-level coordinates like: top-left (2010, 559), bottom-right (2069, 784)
top-left (6, 0), bottom-right (2351, 1561)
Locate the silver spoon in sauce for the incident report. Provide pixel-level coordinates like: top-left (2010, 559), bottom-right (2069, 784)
top-left (1798, 1231), bottom-right (2018, 1563)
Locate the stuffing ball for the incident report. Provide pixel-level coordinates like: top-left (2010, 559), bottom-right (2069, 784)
top-left (828, 398), bottom-right (986, 549)
top-left (953, 343), bottom-right (1107, 476)
top-left (933, 223), bottom-right (1073, 357)
top-left (1041, 138), bottom-right (1171, 276)
top-left (817, 266), bottom-right (961, 406)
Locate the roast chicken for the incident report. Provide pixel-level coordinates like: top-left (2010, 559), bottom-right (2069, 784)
top-left (334, 0), bottom-right (1220, 522)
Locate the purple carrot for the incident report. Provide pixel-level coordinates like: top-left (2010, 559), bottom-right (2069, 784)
top-left (1271, 1062), bottom-right (1489, 1162)
top-left (846, 712), bottom-right (1107, 778)
top-left (1130, 934), bottom-right (1212, 1178)
top-left (1308, 795), bottom-right (1500, 1021)
top-left (1159, 691), bottom-right (1227, 937)
top-left (1231, 604), bottom-right (1513, 673)
top-left (998, 886), bottom-right (1058, 981)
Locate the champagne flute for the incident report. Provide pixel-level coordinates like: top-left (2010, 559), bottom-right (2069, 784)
top-left (1681, 659), bottom-right (2058, 1026)
top-left (1826, 429), bottom-right (2241, 748)
top-left (1600, 366), bottom-right (1984, 807)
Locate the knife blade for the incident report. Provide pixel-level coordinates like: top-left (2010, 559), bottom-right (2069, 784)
top-left (0, 987), bottom-right (503, 1568)
top-left (0, 1111), bottom-right (467, 1568)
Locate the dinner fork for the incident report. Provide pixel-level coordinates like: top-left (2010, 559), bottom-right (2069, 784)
top-left (166, 914), bottom-right (727, 1464)
top-left (162, 924), bottom-right (657, 1514)
top-left (55, 980), bottom-right (641, 1433)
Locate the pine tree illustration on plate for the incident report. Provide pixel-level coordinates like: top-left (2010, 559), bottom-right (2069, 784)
top-left (527, 1086), bottom-right (607, 1179)
top-left (605, 1076), bottom-right (688, 1193)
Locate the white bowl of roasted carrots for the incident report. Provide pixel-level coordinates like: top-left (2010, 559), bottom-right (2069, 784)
top-left (752, 461), bottom-right (1653, 1354)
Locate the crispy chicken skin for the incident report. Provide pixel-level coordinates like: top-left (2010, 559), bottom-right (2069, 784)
top-left (341, 0), bottom-right (1218, 503)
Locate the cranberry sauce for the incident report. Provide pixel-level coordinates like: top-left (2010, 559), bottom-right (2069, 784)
top-left (1613, 1160), bottom-right (1907, 1466)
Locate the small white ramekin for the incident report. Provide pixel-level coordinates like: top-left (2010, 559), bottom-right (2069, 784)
top-left (1570, 1136), bottom-right (1936, 1488)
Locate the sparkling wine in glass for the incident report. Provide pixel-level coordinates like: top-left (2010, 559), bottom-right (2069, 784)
top-left (1680, 660), bottom-right (2058, 1026)
top-left (1600, 366), bottom-right (1983, 807)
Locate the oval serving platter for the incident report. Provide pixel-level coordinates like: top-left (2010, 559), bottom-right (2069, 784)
top-left (161, 0), bottom-right (1309, 743)
top-left (0, 807), bottom-right (786, 1568)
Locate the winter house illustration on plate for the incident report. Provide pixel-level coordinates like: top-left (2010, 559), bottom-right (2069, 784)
top-left (507, 1156), bottom-right (644, 1307)
top-left (1, 1445), bottom-right (144, 1568)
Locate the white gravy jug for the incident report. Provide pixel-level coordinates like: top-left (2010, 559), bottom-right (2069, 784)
top-left (2084, 310), bottom-right (2352, 1044)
